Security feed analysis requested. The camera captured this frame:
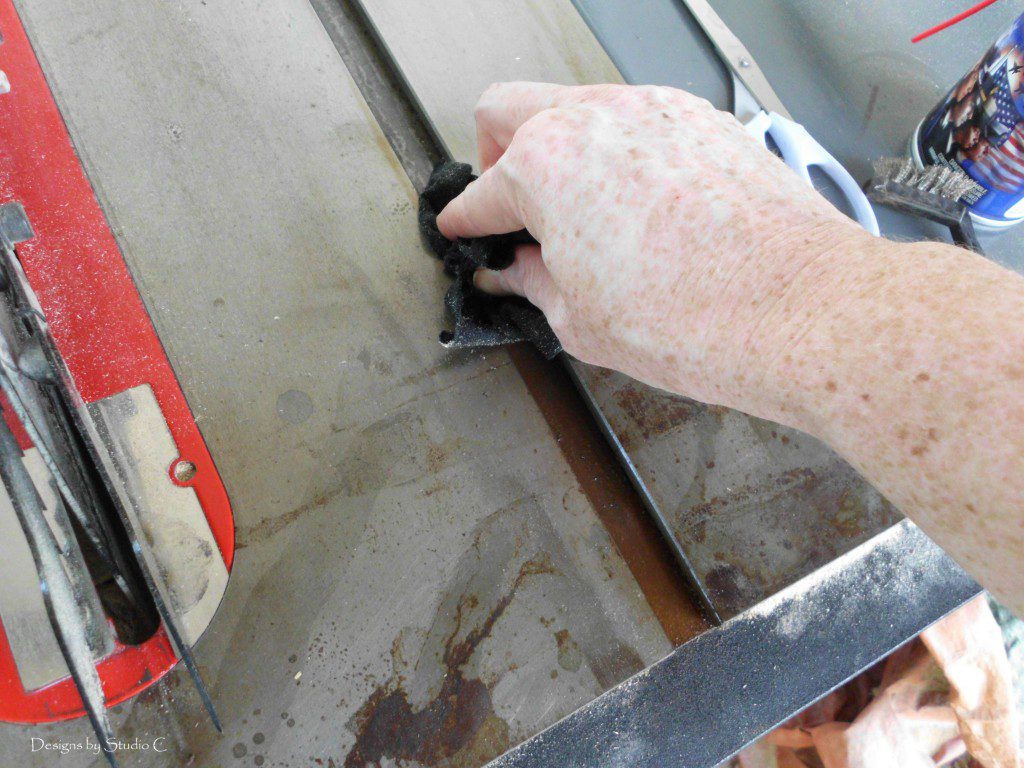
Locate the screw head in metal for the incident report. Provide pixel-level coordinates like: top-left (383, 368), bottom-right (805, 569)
top-left (739, 58), bottom-right (751, 68)
top-left (172, 459), bottom-right (197, 484)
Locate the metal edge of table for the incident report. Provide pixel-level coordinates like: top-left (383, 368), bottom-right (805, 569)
top-left (484, 519), bottom-right (981, 768)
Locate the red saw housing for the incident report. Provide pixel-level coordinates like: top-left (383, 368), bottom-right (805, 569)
top-left (0, 0), bottom-right (234, 723)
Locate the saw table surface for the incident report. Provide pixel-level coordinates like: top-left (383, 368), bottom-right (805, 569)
top-left (0, 0), bottom-right (1015, 766)
top-left (0, 1), bottom-right (671, 765)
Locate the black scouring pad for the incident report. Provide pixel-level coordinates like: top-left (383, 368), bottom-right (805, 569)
top-left (418, 161), bottom-right (562, 359)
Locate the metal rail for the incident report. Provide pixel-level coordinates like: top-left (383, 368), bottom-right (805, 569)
top-left (486, 521), bottom-right (981, 767)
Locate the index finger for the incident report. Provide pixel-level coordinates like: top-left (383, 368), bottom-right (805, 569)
top-left (436, 160), bottom-right (524, 240)
top-left (475, 82), bottom-right (567, 169)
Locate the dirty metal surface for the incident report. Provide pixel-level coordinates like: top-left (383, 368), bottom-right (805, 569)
top-left (356, 0), bottom-right (904, 622)
top-left (306, 0), bottom-right (709, 646)
top-left (572, 371), bottom-right (900, 620)
top-left (352, 0), bottom-right (622, 166)
top-left (0, 0), bottom-right (673, 765)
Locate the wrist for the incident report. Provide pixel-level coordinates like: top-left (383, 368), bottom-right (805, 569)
top-left (735, 221), bottom-right (899, 437)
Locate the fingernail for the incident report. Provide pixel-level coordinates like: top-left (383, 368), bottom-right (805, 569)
top-left (435, 208), bottom-right (454, 241)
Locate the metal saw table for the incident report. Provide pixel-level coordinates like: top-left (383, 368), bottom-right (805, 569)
top-left (0, 0), bottom-right (1012, 766)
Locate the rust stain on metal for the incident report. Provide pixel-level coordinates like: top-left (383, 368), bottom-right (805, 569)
top-left (507, 346), bottom-right (709, 644)
top-left (683, 459), bottom-right (900, 617)
top-left (235, 488), bottom-right (342, 548)
top-left (685, 468), bottom-right (821, 526)
top-left (553, 629), bottom-right (582, 673)
top-left (612, 384), bottom-right (694, 450)
top-left (704, 564), bottom-right (749, 610)
top-left (344, 557), bottom-right (556, 768)
top-left (682, 467), bottom-right (875, 537)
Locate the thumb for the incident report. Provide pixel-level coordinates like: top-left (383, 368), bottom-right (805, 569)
top-left (473, 245), bottom-right (560, 316)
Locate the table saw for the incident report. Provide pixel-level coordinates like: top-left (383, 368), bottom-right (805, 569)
top-left (0, 0), bottom-right (1016, 765)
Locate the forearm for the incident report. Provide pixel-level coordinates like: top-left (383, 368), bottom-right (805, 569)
top-left (434, 81), bottom-right (1023, 612)
top-left (755, 230), bottom-right (1024, 615)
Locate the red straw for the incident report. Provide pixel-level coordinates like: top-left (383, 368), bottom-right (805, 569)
top-left (912, 0), bottom-right (1004, 43)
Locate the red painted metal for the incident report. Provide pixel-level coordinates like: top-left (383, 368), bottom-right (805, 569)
top-left (911, 0), bottom-right (1004, 43)
top-left (0, 0), bottom-right (234, 723)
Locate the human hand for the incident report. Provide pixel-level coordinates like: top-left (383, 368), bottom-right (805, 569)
top-left (436, 82), bottom-right (873, 418)
top-left (437, 82), bottom-right (1024, 623)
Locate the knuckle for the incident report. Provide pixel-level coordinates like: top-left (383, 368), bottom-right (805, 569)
top-left (503, 113), bottom-right (557, 169)
top-left (689, 94), bottom-right (715, 113)
top-left (544, 294), bottom-right (569, 331)
top-left (545, 303), bottom-right (574, 346)
top-left (518, 107), bottom-right (562, 133)
top-left (517, 107), bottom-right (577, 145)
top-left (667, 87), bottom-right (714, 114)
top-left (633, 84), bottom-right (667, 103)
top-left (551, 301), bottom-right (570, 330)
top-left (576, 83), bottom-right (630, 106)
top-left (520, 259), bottom-right (543, 300)
top-left (500, 261), bottom-right (525, 297)
top-left (477, 81), bottom-right (507, 105)
top-left (474, 83), bottom-right (506, 122)
top-left (492, 267), bottom-right (514, 295)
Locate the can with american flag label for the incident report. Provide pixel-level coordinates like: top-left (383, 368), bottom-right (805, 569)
top-left (913, 10), bottom-right (1024, 228)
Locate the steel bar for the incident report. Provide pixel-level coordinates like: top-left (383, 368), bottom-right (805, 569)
top-left (485, 521), bottom-right (981, 768)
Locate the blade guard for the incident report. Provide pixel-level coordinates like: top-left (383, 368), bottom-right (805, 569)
top-left (0, 0), bottom-right (234, 723)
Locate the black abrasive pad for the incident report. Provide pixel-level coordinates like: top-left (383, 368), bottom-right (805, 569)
top-left (418, 161), bottom-right (562, 359)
